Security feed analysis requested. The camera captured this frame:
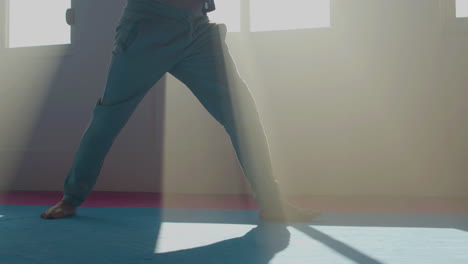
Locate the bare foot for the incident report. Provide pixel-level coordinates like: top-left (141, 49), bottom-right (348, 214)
top-left (40, 200), bottom-right (77, 219)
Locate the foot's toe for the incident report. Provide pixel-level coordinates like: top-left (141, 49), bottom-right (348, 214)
top-left (40, 209), bottom-right (51, 219)
top-left (41, 209), bottom-right (58, 219)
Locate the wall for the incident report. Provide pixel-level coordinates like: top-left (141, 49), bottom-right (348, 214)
top-left (1, 0), bottom-right (467, 197)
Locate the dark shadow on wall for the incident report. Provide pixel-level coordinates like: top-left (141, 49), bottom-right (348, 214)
top-left (7, 0), bottom-right (166, 195)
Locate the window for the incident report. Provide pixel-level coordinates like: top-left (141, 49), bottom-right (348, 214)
top-left (250, 0), bottom-right (331, 32)
top-left (6, 0), bottom-right (71, 48)
top-left (456, 0), bottom-right (468, 17)
top-left (207, 0), bottom-right (331, 33)
top-left (207, 0), bottom-right (241, 32)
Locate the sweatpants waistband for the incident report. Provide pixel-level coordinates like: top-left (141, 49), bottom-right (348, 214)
top-left (125, 0), bottom-right (207, 22)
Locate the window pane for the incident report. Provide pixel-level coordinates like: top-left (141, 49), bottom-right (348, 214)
top-left (9, 0), bottom-right (71, 48)
top-left (250, 0), bottom-right (330, 32)
top-left (457, 0), bottom-right (468, 17)
top-left (206, 0), bottom-right (241, 32)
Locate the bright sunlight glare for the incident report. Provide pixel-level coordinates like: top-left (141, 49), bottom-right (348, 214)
top-left (207, 0), bottom-right (241, 32)
top-left (250, 0), bottom-right (331, 32)
top-left (457, 0), bottom-right (468, 17)
top-left (155, 223), bottom-right (256, 253)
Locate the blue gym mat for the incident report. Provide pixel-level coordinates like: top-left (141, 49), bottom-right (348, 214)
top-left (1, 205), bottom-right (468, 264)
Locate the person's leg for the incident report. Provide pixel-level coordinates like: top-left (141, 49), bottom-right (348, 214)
top-left (41, 1), bottom-right (191, 219)
top-left (169, 20), bottom-right (320, 222)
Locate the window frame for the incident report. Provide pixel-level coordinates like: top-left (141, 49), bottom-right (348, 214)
top-left (0, 0), bottom-right (75, 59)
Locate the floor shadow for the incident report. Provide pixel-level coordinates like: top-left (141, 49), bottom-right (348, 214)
top-left (141, 223), bottom-right (291, 264)
top-left (293, 224), bottom-right (384, 264)
top-left (0, 206), bottom-right (291, 264)
top-left (288, 211), bottom-right (468, 264)
top-left (2, 205), bottom-right (468, 264)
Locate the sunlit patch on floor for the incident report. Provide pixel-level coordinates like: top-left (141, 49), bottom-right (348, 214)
top-left (153, 222), bottom-right (468, 263)
top-left (155, 223), bottom-right (257, 253)
top-left (284, 225), bottom-right (468, 264)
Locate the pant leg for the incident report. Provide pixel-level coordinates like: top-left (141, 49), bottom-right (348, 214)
top-left (168, 21), bottom-right (284, 211)
top-left (62, 7), bottom-right (188, 207)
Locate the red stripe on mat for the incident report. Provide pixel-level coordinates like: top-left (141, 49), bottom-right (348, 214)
top-left (1, 191), bottom-right (468, 214)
